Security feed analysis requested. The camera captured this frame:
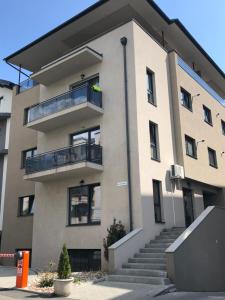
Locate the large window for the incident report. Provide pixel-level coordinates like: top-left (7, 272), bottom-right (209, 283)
top-left (185, 135), bottom-right (197, 159)
top-left (68, 184), bottom-right (101, 226)
top-left (149, 122), bottom-right (160, 161)
top-left (71, 127), bottom-right (100, 146)
top-left (208, 148), bottom-right (217, 168)
top-left (203, 105), bottom-right (212, 126)
top-left (181, 88), bottom-right (192, 111)
top-left (68, 249), bottom-right (101, 272)
top-left (21, 148), bottom-right (37, 168)
top-left (146, 69), bottom-right (156, 105)
top-left (18, 195), bottom-right (34, 217)
top-left (153, 180), bottom-right (162, 223)
top-left (221, 120), bottom-right (225, 136)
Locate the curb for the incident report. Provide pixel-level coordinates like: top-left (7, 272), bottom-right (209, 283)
top-left (153, 284), bottom-right (176, 297)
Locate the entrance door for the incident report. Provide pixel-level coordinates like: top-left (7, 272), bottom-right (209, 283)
top-left (183, 188), bottom-right (194, 227)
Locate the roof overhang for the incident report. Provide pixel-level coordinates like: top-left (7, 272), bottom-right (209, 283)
top-left (5, 0), bottom-right (225, 95)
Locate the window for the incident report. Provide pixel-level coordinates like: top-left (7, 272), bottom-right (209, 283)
top-left (18, 195), bottom-right (34, 217)
top-left (208, 148), bottom-right (217, 168)
top-left (146, 69), bottom-right (155, 105)
top-left (180, 88), bottom-right (192, 111)
top-left (149, 122), bottom-right (160, 161)
top-left (71, 127), bottom-right (100, 146)
top-left (68, 184), bottom-right (101, 226)
top-left (203, 105), bottom-right (212, 125)
top-left (221, 120), bottom-right (225, 135)
top-left (21, 148), bottom-right (37, 168)
top-left (68, 249), bottom-right (101, 272)
top-left (153, 180), bottom-right (162, 223)
top-left (185, 135), bottom-right (197, 159)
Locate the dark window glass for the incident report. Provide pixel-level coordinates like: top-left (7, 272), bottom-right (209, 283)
top-left (22, 148), bottom-right (37, 168)
top-left (18, 195), bottom-right (34, 217)
top-left (208, 148), bottom-right (217, 168)
top-left (153, 180), bottom-right (162, 223)
top-left (221, 120), bottom-right (225, 135)
top-left (181, 88), bottom-right (192, 110)
top-left (68, 249), bottom-right (101, 272)
top-left (69, 184), bottom-right (101, 225)
top-left (147, 70), bottom-right (155, 105)
top-left (185, 135), bottom-right (197, 159)
top-left (71, 127), bottom-right (100, 146)
top-left (149, 122), bottom-right (160, 161)
top-left (203, 105), bottom-right (212, 125)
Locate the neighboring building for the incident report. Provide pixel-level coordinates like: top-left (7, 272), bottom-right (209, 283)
top-left (0, 79), bottom-right (14, 239)
top-left (1, 0), bottom-right (225, 286)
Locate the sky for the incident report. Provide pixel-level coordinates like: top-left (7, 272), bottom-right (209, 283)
top-left (0, 0), bottom-right (224, 83)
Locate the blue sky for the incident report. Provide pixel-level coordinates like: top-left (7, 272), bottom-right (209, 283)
top-left (1, 0), bottom-right (224, 83)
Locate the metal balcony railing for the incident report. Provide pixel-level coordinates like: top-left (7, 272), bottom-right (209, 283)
top-left (25, 143), bottom-right (102, 175)
top-left (178, 57), bottom-right (225, 106)
top-left (25, 83), bottom-right (102, 124)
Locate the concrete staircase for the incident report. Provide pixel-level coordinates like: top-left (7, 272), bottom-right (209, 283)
top-left (108, 227), bottom-right (185, 285)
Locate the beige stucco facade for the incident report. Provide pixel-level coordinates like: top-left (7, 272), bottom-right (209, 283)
top-left (2, 1), bottom-right (225, 271)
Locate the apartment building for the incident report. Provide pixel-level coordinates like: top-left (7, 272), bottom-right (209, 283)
top-left (1, 0), bottom-right (225, 282)
top-left (0, 79), bottom-right (14, 239)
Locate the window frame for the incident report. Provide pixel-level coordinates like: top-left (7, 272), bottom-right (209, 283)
top-left (18, 195), bottom-right (34, 217)
top-left (149, 121), bottom-right (160, 162)
top-left (208, 147), bottom-right (218, 169)
top-left (152, 180), bottom-right (163, 223)
top-left (68, 183), bottom-right (101, 227)
top-left (185, 135), bottom-right (197, 159)
top-left (70, 126), bottom-right (100, 146)
top-left (203, 105), bottom-right (213, 126)
top-left (21, 147), bottom-right (37, 169)
top-left (221, 120), bottom-right (225, 136)
top-left (146, 68), bottom-right (156, 106)
top-left (180, 88), bottom-right (192, 111)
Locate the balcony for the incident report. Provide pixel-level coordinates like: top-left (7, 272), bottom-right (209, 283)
top-left (24, 143), bottom-right (103, 182)
top-left (25, 83), bottom-right (103, 132)
top-left (178, 57), bottom-right (225, 106)
top-left (18, 79), bottom-right (38, 93)
top-left (31, 46), bottom-right (103, 85)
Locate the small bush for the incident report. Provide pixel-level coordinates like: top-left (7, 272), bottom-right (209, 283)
top-left (38, 272), bottom-right (55, 288)
top-left (57, 244), bottom-right (72, 279)
top-left (37, 261), bottom-right (56, 288)
top-left (103, 218), bottom-right (126, 261)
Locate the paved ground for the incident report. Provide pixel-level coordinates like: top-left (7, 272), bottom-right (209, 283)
top-left (1, 267), bottom-right (225, 299)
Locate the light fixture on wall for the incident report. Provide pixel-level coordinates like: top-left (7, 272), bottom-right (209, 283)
top-left (221, 151), bottom-right (225, 156)
top-left (192, 93), bottom-right (200, 100)
top-left (216, 113), bottom-right (220, 118)
top-left (197, 139), bottom-right (205, 147)
top-left (80, 179), bottom-right (85, 185)
top-left (80, 73), bottom-right (85, 80)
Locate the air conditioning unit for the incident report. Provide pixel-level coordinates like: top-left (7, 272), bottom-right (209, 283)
top-left (170, 164), bottom-right (184, 179)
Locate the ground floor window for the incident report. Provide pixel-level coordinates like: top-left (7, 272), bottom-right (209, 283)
top-left (18, 195), bottom-right (34, 217)
top-left (68, 184), bottom-right (101, 226)
top-left (152, 180), bottom-right (162, 223)
top-left (68, 249), bottom-right (101, 272)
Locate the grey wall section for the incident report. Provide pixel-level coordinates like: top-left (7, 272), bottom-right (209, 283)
top-left (166, 206), bottom-right (225, 291)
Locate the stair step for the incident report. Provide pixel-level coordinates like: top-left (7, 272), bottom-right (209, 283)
top-left (139, 250), bottom-right (165, 258)
top-left (117, 268), bottom-right (167, 278)
top-left (122, 263), bottom-right (167, 271)
top-left (163, 228), bottom-right (185, 233)
top-left (156, 235), bottom-right (179, 240)
top-left (160, 232), bottom-right (181, 237)
top-left (108, 274), bottom-right (170, 285)
top-left (134, 253), bottom-right (166, 261)
top-left (143, 247), bottom-right (165, 253)
top-left (128, 257), bottom-right (166, 264)
top-left (147, 243), bottom-right (171, 248)
top-left (151, 239), bottom-right (175, 244)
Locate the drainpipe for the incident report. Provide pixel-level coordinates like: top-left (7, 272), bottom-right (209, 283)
top-left (120, 37), bottom-right (133, 232)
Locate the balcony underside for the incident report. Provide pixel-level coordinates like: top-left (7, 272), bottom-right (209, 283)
top-left (26, 102), bottom-right (103, 132)
top-left (31, 46), bottom-right (102, 85)
top-left (24, 161), bottom-right (103, 182)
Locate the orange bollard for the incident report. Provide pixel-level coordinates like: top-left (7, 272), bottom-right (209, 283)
top-left (16, 251), bottom-right (30, 288)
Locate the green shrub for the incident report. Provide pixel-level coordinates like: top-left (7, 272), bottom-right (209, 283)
top-left (103, 218), bottom-right (126, 260)
top-left (38, 272), bottom-right (55, 288)
top-left (57, 244), bottom-right (72, 279)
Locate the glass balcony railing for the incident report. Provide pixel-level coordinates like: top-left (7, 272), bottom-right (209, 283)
top-left (19, 79), bottom-right (38, 93)
top-left (178, 57), bottom-right (225, 106)
top-left (25, 143), bottom-right (102, 175)
top-left (25, 83), bottom-right (102, 124)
